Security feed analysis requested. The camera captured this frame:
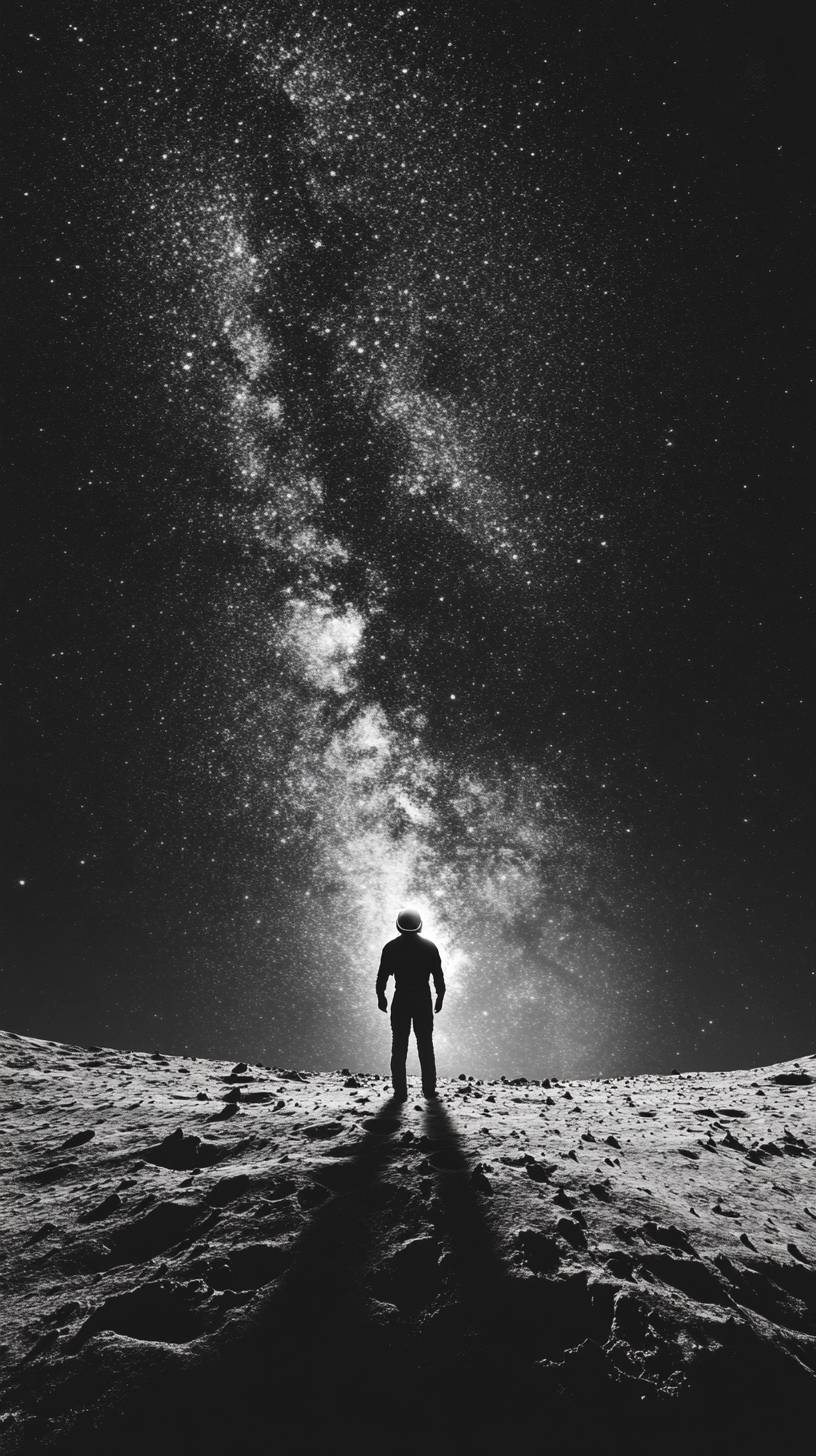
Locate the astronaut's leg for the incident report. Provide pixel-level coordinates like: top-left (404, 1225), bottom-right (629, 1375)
top-left (390, 1003), bottom-right (411, 1097)
top-left (413, 1004), bottom-right (437, 1096)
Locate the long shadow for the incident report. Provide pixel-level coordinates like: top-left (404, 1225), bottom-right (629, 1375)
top-left (422, 1098), bottom-right (605, 1350)
top-left (226, 1091), bottom-right (442, 1445)
top-left (418, 1098), bottom-right (562, 1447)
top-left (421, 1098), bottom-right (507, 1324)
top-left (225, 1093), bottom-right (415, 1450)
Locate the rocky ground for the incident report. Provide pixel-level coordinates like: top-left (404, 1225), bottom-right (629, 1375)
top-left (0, 1029), bottom-right (814, 1453)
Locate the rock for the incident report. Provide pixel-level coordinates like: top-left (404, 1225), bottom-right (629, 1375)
top-left (588, 1182), bottom-right (612, 1201)
top-left (142, 1129), bottom-right (225, 1168)
top-left (344, 1076), bottom-right (360, 1088)
top-left (206, 1174), bottom-right (251, 1207)
top-left (770, 1071), bottom-right (814, 1085)
top-left (196, 1092), bottom-right (210, 1101)
top-left (28, 1222), bottom-right (58, 1243)
top-left (604, 1135), bottom-right (621, 1149)
top-left (24, 1162), bottom-right (79, 1185)
top-left (61, 1129), bottom-right (95, 1149)
top-left (223, 1087), bottom-right (242, 1102)
top-left (580, 1131), bottom-right (596, 1143)
top-left (638, 1220), bottom-right (693, 1252)
top-left (79, 1192), bottom-right (122, 1223)
top-left (471, 1165), bottom-right (492, 1194)
top-left (211, 1102), bottom-right (240, 1120)
top-left (787, 1242), bottom-right (809, 1262)
top-left (526, 1160), bottom-right (557, 1182)
top-left (714, 1253), bottom-right (740, 1282)
top-left (556, 1217), bottom-right (587, 1250)
top-left (517, 1228), bottom-right (560, 1273)
top-left (231, 1062), bottom-right (249, 1076)
top-left (640, 1252), bottom-right (727, 1304)
top-left (553, 1187), bottom-right (574, 1208)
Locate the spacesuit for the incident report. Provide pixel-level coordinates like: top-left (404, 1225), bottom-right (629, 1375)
top-left (376, 913), bottom-right (446, 1098)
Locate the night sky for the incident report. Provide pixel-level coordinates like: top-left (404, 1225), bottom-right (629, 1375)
top-left (4, 1), bottom-right (813, 1079)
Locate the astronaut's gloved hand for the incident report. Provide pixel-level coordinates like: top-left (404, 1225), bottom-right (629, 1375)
top-left (434, 995), bottom-right (444, 1014)
top-left (378, 996), bottom-right (388, 1013)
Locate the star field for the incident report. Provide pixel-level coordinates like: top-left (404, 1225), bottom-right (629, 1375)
top-left (4, 1), bottom-right (813, 1078)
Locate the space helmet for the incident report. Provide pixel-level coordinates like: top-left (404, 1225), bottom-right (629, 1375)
top-left (396, 908), bottom-right (422, 933)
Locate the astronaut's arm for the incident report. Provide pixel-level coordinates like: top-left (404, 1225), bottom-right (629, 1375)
top-left (376, 952), bottom-right (390, 1009)
top-left (432, 954), bottom-right (446, 1011)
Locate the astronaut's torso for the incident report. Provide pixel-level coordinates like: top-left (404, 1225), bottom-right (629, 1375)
top-left (383, 934), bottom-right (438, 1003)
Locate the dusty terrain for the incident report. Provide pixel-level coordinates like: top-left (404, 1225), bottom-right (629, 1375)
top-left (1, 1029), bottom-right (814, 1453)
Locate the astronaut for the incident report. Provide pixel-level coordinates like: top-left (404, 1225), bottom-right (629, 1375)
top-left (376, 908), bottom-right (446, 1099)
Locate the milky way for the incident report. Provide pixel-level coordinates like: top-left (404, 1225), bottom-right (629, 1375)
top-left (111, 0), bottom-right (674, 1076)
top-left (8, 2), bottom-right (812, 1077)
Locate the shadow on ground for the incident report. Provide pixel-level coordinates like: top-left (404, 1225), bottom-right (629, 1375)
top-left (12, 1095), bottom-right (813, 1455)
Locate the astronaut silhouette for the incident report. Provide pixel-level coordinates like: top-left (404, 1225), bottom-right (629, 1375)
top-left (376, 908), bottom-right (446, 1099)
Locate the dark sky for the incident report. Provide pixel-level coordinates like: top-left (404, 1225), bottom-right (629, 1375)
top-left (3, 0), bottom-right (813, 1078)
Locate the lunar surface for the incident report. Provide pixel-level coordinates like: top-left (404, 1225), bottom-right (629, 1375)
top-left (1, 1029), bottom-right (814, 1452)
